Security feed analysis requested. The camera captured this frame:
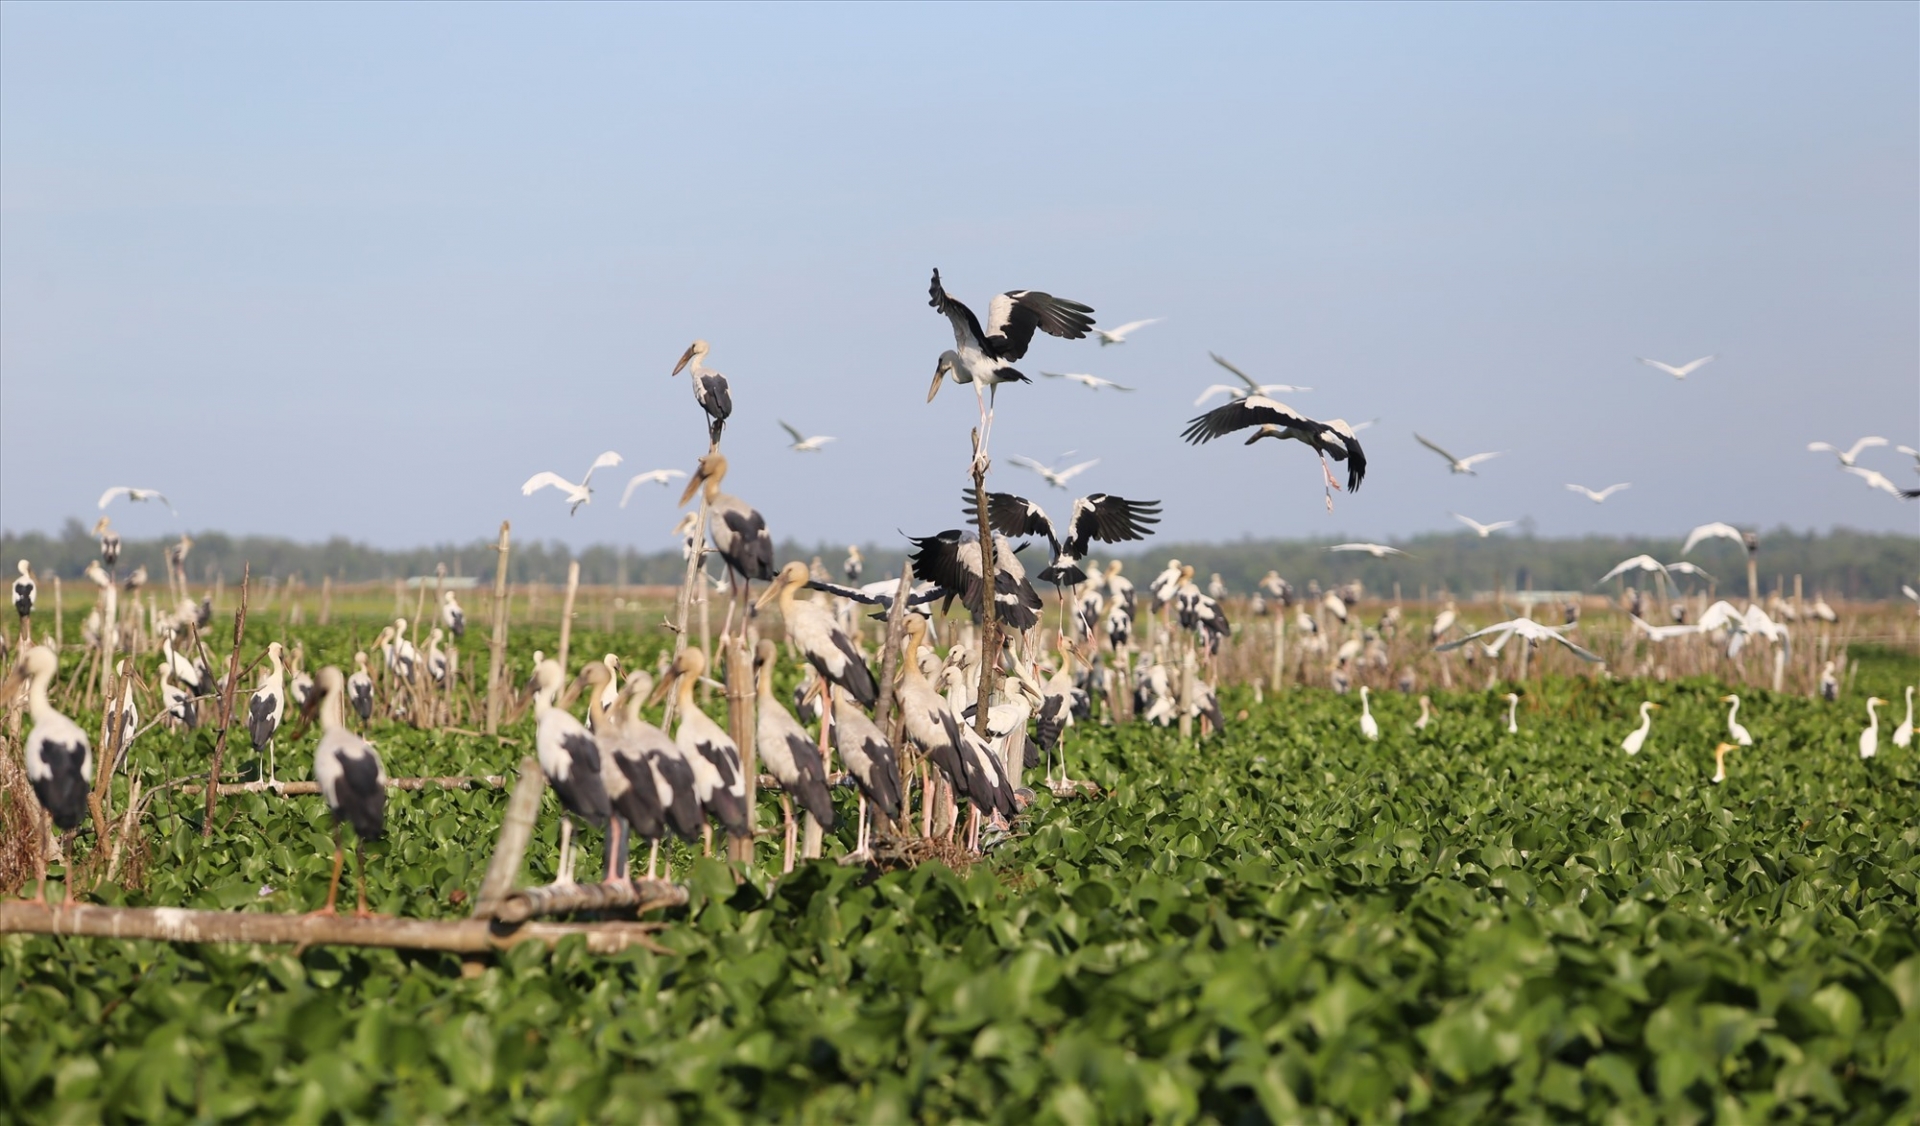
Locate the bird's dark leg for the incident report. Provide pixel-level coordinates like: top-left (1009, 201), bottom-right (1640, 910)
top-left (856, 794), bottom-right (869, 855)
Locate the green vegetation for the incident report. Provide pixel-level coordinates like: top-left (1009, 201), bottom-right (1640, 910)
top-left (3, 621), bottom-right (1917, 1121)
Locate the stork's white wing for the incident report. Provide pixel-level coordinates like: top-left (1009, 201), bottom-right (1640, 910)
top-left (1193, 384), bottom-right (1244, 406)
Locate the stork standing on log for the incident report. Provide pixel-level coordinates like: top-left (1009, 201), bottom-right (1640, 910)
top-left (679, 450), bottom-right (774, 628)
top-left (926, 268), bottom-right (1095, 464)
top-left (4, 647), bottom-right (90, 903)
top-left (306, 666), bottom-right (388, 917)
top-left (527, 658), bottom-right (612, 885)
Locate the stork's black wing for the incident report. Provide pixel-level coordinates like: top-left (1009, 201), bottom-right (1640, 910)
top-left (1180, 396), bottom-right (1315, 444)
top-left (1060, 494), bottom-right (1161, 558)
top-left (929, 268), bottom-right (987, 344)
top-left (906, 531), bottom-right (970, 596)
top-left (961, 490), bottom-right (1056, 548)
top-left (983, 290), bottom-right (1096, 361)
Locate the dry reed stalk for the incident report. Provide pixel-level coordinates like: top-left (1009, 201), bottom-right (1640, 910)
top-left (203, 565), bottom-right (250, 840)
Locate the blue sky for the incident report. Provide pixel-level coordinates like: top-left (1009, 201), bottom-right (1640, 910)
top-left (3, 2), bottom-right (1914, 553)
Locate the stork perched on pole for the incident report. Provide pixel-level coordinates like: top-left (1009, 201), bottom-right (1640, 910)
top-left (927, 268), bottom-right (1095, 465)
top-left (672, 340), bottom-right (733, 445)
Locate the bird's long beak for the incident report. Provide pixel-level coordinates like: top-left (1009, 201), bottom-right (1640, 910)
top-left (927, 359), bottom-right (948, 403)
top-left (646, 670), bottom-right (675, 707)
top-left (1649, 703), bottom-right (1662, 710)
top-left (558, 674), bottom-right (590, 710)
top-left (671, 344), bottom-right (696, 377)
top-left (753, 574), bottom-right (785, 613)
top-left (677, 464), bottom-right (707, 507)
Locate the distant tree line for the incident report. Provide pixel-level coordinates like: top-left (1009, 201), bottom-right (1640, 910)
top-left (3, 519), bottom-right (1913, 600)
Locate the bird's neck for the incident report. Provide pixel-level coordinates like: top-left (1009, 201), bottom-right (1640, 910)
top-left (27, 669), bottom-right (55, 721)
top-left (319, 688), bottom-right (346, 733)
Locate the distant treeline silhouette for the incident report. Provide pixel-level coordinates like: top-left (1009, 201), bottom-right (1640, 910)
top-left (3, 519), bottom-right (1913, 600)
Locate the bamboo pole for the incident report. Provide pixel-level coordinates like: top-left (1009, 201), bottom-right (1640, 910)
top-left (970, 430), bottom-right (1000, 738)
top-left (484, 523), bottom-right (512, 735)
top-left (492, 879), bottom-right (686, 924)
top-left (726, 634), bottom-right (757, 865)
top-left (204, 565), bottom-right (250, 840)
top-left (473, 758), bottom-right (546, 918)
top-left (53, 576), bottom-right (62, 651)
top-left (557, 560), bottom-right (581, 674)
top-left (0, 902), bottom-right (674, 957)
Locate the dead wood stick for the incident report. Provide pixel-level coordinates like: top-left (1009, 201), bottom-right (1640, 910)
top-left (178, 775), bottom-right (509, 797)
top-left (491, 878), bottom-right (687, 925)
top-left (0, 902), bottom-right (673, 956)
top-left (472, 758), bottom-right (545, 918)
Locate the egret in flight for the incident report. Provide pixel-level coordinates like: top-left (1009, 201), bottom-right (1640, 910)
top-left (1566, 482), bottom-right (1631, 503)
top-left (1091, 318), bottom-right (1162, 346)
top-left (1806, 436), bottom-right (1887, 468)
top-left (1414, 434), bottom-right (1501, 475)
top-left (1841, 465), bottom-right (1919, 499)
top-left (619, 469), bottom-right (688, 507)
top-left (522, 451), bottom-right (623, 515)
top-left (1193, 352), bottom-right (1312, 406)
top-left (98, 486), bottom-right (175, 514)
top-left (1041, 371), bottom-right (1134, 392)
top-left (1008, 455), bottom-right (1100, 490)
top-left (1636, 355), bottom-right (1716, 380)
top-left (1327, 543), bottom-right (1406, 558)
top-left (779, 421), bottom-right (836, 452)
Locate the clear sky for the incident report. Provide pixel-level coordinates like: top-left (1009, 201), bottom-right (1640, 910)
top-left (3, 2), bottom-right (1915, 554)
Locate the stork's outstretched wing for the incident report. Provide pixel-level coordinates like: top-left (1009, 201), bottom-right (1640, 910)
top-left (1181, 396), bottom-right (1315, 444)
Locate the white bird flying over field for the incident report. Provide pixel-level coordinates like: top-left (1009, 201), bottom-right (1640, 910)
top-left (522, 451), bottom-right (623, 515)
top-left (1806, 436), bottom-right (1887, 468)
top-left (1682, 522), bottom-right (1746, 555)
top-left (1566, 482), bottom-right (1631, 503)
top-left (927, 268), bottom-right (1096, 449)
top-left (1414, 434), bottom-right (1500, 475)
top-left (671, 340), bottom-right (732, 445)
top-left (1435, 618), bottom-right (1602, 662)
top-left (1841, 465), bottom-right (1920, 499)
top-left (1091, 318), bottom-right (1161, 346)
top-left (1665, 561), bottom-right (1714, 584)
top-left (1897, 445), bottom-right (1920, 471)
top-left (97, 486), bottom-right (175, 514)
top-left (1182, 396), bottom-right (1367, 511)
top-left (1193, 352), bottom-right (1312, 406)
top-left (1327, 543), bottom-right (1406, 558)
top-left (1636, 354), bottom-right (1716, 380)
top-left (1598, 555), bottom-right (1672, 585)
top-left (779, 421), bottom-right (836, 452)
top-left (1008, 455), bottom-right (1100, 490)
top-left (1041, 371), bottom-right (1134, 392)
top-left (1450, 513), bottom-right (1516, 538)
top-left (620, 469), bottom-right (688, 507)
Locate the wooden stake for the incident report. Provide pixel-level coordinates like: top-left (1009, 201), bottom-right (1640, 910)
top-left (204, 565), bottom-right (250, 839)
top-left (557, 559), bottom-right (581, 674)
top-left (484, 523), bottom-right (512, 735)
top-left (473, 758), bottom-right (545, 918)
top-left (970, 430), bottom-right (1000, 738)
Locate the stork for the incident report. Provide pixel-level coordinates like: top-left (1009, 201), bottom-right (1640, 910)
top-left (1182, 397), bottom-right (1367, 511)
top-left (678, 450), bottom-right (775, 610)
top-left (614, 676), bottom-right (705, 857)
top-left (963, 489), bottom-right (1160, 587)
top-left (93, 517), bottom-right (121, 567)
top-left (753, 640), bottom-right (835, 873)
top-left (907, 528), bottom-right (1044, 632)
top-left (756, 561), bottom-right (879, 708)
top-left (347, 652), bottom-right (375, 723)
top-left (5, 647), bottom-right (91, 902)
top-left (832, 692), bottom-right (902, 856)
top-left (440, 591), bottom-right (465, 639)
top-left (891, 616), bottom-right (980, 828)
top-left (671, 340), bottom-right (733, 445)
top-left (12, 561), bottom-right (34, 643)
top-left (306, 666), bottom-right (388, 916)
top-left (571, 660), bottom-right (672, 884)
top-left (526, 657), bottom-right (612, 885)
top-left (651, 647), bottom-right (750, 845)
top-left (1621, 702), bottom-right (1660, 755)
top-left (927, 268), bottom-right (1096, 458)
top-left (1712, 743), bottom-right (1735, 784)
top-left (248, 641), bottom-right (286, 784)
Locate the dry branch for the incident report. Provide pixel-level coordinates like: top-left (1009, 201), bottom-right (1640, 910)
top-left (491, 878), bottom-right (686, 924)
top-left (177, 775), bottom-right (508, 797)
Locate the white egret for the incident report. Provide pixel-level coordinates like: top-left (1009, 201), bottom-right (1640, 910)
top-left (779, 421), bottom-right (836, 452)
top-left (97, 486), bottom-right (176, 513)
top-left (1719, 694), bottom-right (1753, 746)
top-left (1841, 465), bottom-right (1918, 499)
top-left (1414, 433), bottom-right (1500, 475)
top-left (1566, 483), bottom-right (1631, 503)
top-left (1091, 318), bottom-right (1161, 346)
top-left (1859, 697), bottom-right (1886, 760)
top-left (1041, 371), bottom-right (1134, 392)
top-left (1621, 702), bottom-right (1660, 755)
top-left (1806, 437), bottom-right (1887, 468)
top-left (1008, 455), bottom-right (1100, 490)
top-left (1636, 355), bottom-right (1716, 380)
top-left (1193, 353), bottom-right (1313, 406)
top-left (1327, 543), bottom-right (1406, 558)
top-left (1437, 619), bottom-right (1601, 662)
top-left (522, 451), bottom-right (623, 514)
top-left (1450, 513), bottom-right (1515, 538)
top-left (1358, 686), bottom-right (1379, 741)
top-left (1892, 686), bottom-right (1912, 748)
top-left (619, 470), bottom-right (687, 507)
top-left (1504, 692), bottom-right (1520, 734)
top-left (1682, 523), bottom-right (1746, 555)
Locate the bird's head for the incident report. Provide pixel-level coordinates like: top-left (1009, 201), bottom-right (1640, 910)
top-left (672, 339), bottom-right (709, 376)
top-left (1719, 694), bottom-right (1738, 704)
top-left (754, 561), bottom-right (812, 612)
top-left (92, 516), bottom-right (112, 535)
top-left (679, 451), bottom-right (727, 506)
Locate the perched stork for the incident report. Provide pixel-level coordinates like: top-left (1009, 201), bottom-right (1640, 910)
top-left (678, 450), bottom-right (775, 595)
top-left (907, 528), bottom-right (1043, 632)
top-left (1091, 318), bottom-right (1161, 346)
top-left (1414, 433), bottom-right (1500, 476)
top-left (12, 561), bottom-right (35, 639)
top-left (756, 562), bottom-right (878, 708)
top-left (753, 640), bottom-right (834, 871)
top-left (1621, 702), bottom-right (1660, 755)
top-left (440, 591), bottom-right (465, 639)
top-left (97, 486), bottom-right (176, 513)
top-left (248, 642), bottom-right (286, 784)
top-left (522, 451), bottom-right (623, 515)
top-left (93, 517), bottom-right (121, 567)
top-left (306, 666), bottom-right (388, 917)
top-left (671, 340), bottom-right (733, 445)
top-left (1194, 353), bottom-right (1313, 406)
top-left (963, 489), bottom-right (1160, 586)
top-left (615, 678), bottom-right (704, 848)
top-left (779, 421), bottom-right (836, 452)
top-left (652, 647), bottom-right (750, 841)
top-left (1183, 397), bottom-right (1367, 511)
top-left (157, 660), bottom-right (198, 730)
top-left (927, 268), bottom-right (1095, 451)
top-left (891, 616), bottom-right (980, 811)
top-left (424, 628), bottom-right (449, 686)
top-left (526, 657), bottom-right (612, 884)
top-left (6, 647), bottom-right (92, 899)
top-left (832, 692), bottom-right (903, 854)
top-left (1636, 354), bottom-right (1715, 380)
top-left (347, 652), bottom-right (375, 723)
top-left (1566, 482), bottom-right (1631, 504)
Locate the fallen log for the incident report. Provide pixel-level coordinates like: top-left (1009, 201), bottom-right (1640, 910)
top-left (491, 878), bottom-right (687, 924)
top-left (179, 775), bottom-right (508, 797)
top-left (0, 902), bottom-right (674, 956)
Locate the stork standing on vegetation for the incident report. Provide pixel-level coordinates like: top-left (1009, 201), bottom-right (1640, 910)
top-left (572, 660), bottom-right (671, 884)
top-left (927, 268), bottom-right (1096, 458)
top-left (1415, 434), bottom-right (1501, 476)
top-left (522, 451), bottom-right (624, 515)
top-left (754, 640), bottom-right (835, 872)
top-left (249, 642), bottom-right (286, 784)
top-left (527, 658), bottom-right (612, 885)
top-left (12, 561), bottom-right (34, 643)
top-left (756, 561), bottom-right (878, 709)
top-left (5, 647), bottom-right (90, 902)
top-left (1183, 396), bottom-right (1367, 512)
top-left (1719, 695), bottom-right (1753, 746)
top-left (1621, 702), bottom-right (1660, 755)
top-left (610, 677), bottom-right (702, 877)
top-left (440, 591), bottom-right (465, 639)
top-left (833, 692), bottom-right (902, 855)
top-left (347, 653), bottom-right (374, 723)
top-left (306, 667), bottom-right (388, 917)
top-left (671, 340), bottom-right (734, 445)
top-left (652, 647), bottom-right (750, 847)
top-left (1819, 661), bottom-right (1839, 702)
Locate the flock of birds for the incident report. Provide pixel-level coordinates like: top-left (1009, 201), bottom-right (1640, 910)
top-left (6, 268), bottom-right (1916, 910)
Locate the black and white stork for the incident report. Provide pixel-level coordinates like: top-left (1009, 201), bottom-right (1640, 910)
top-left (753, 640), bottom-right (835, 872)
top-left (678, 450), bottom-right (774, 601)
top-left (907, 529), bottom-right (1044, 632)
top-left (12, 560), bottom-right (35, 639)
top-left (529, 658), bottom-right (612, 885)
top-left (926, 268), bottom-right (1095, 452)
top-left (1181, 396), bottom-right (1369, 512)
top-left (672, 340), bottom-right (733, 445)
top-left (307, 666), bottom-right (388, 917)
top-left (574, 660), bottom-right (672, 884)
top-left (6, 647), bottom-right (91, 900)
top-left (832, 691), bottom-right (902, 855)
top-left (756, 561), bottom-right (879, 709)
top-left (440, 591), bottom-right (465, 639)
top-left (93, 517), bottom-right (121, 567)
top-left (651, 647), bottom-right (750, 843)
top-left (248, 641), bottom-right (286, 784)
top-left (347, 652), bottom-right (375, 723)
top-left (961, 489), bottom-right (1161, 587)
top-left (616, 677), bottom-right (705, 851)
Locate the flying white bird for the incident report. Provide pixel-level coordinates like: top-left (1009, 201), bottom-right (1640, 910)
top-left (619, 469), bottom-right (688, 507)
top-left (1091, 318), bottom-right (1162, 346)
top-left (1841, 465), bottom-right (1919, 499)
top-left (1597, 555), bottom-right (1673, 585)
top-left (522, 451), bottom-right (623, 515)
top-left (1192, 352), bottom-right (1313, 406)
top-left (1435, 618), bottom-right (1602, 662)
top-left (1414, 434), bottom-right (1501, 475)
top-left (1450, 513), bottom-right (1516, 538)
top-left (1041, 372), bottom-right (1134, 392)
top-left (1008, 455), bottom-right (1100, 490)
top-left (1566, 483), bottom-right (1631, 503)
top-left (1682, 522), bottom-right (1746, 555)
top-left (1897, 445), bottom-right (1919, 471)
top-left (1665, 561), bottom-right (1715, 584)
top-left (1636, 355), bottom-right (1716, 380)
top-left (779, 421), bottom-right (837, 452)
top-left (97, 487), bottom-right (175, 513)
top-left (1806, 436), bottom-right (1887, 468)
top-left (1327, 543), bottom-right (1407, 558)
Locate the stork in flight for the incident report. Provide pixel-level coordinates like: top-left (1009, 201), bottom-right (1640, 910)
top-left (1414, 433), bottom-right (1501, 475)
top-left (1091, 318), bottom-right (1161, 346)
top-left (1008, 455), bottom-right (1099, 490)
top-left (1807, 436), bottom-right (1887, 468)
top-left (619, 469), bottom-right (687, 507)
top-left (1193, 352), bottom-right (1312, 406)
top-left (1181, 396), bottom-right (1367, 511)
top-left (1566, 482), bottom-right (1631, 503)
top-left (1450, 513), bottom-right (1516, 538)
top-left (779, 421), bottom-right (836, 452)
top-left (1842, 465), bottom-right (1920, 499)
top-left (98, 486), bottom-right (175, 514)
top-left (927, 268), bottom-right (1095, 457)
top-left (1327, 543), bottom-right (1406, 558)
top-left (522, 451), bottom-right (623, 514)
top-left (671, 340), bottom-right (733, 445)
top-left (963, 489), bottom-right (1161, 586)
top-left (1636, 354), bottom-right (1716, 380)
top-left (1041, 371), bottom-right (1133, 392)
